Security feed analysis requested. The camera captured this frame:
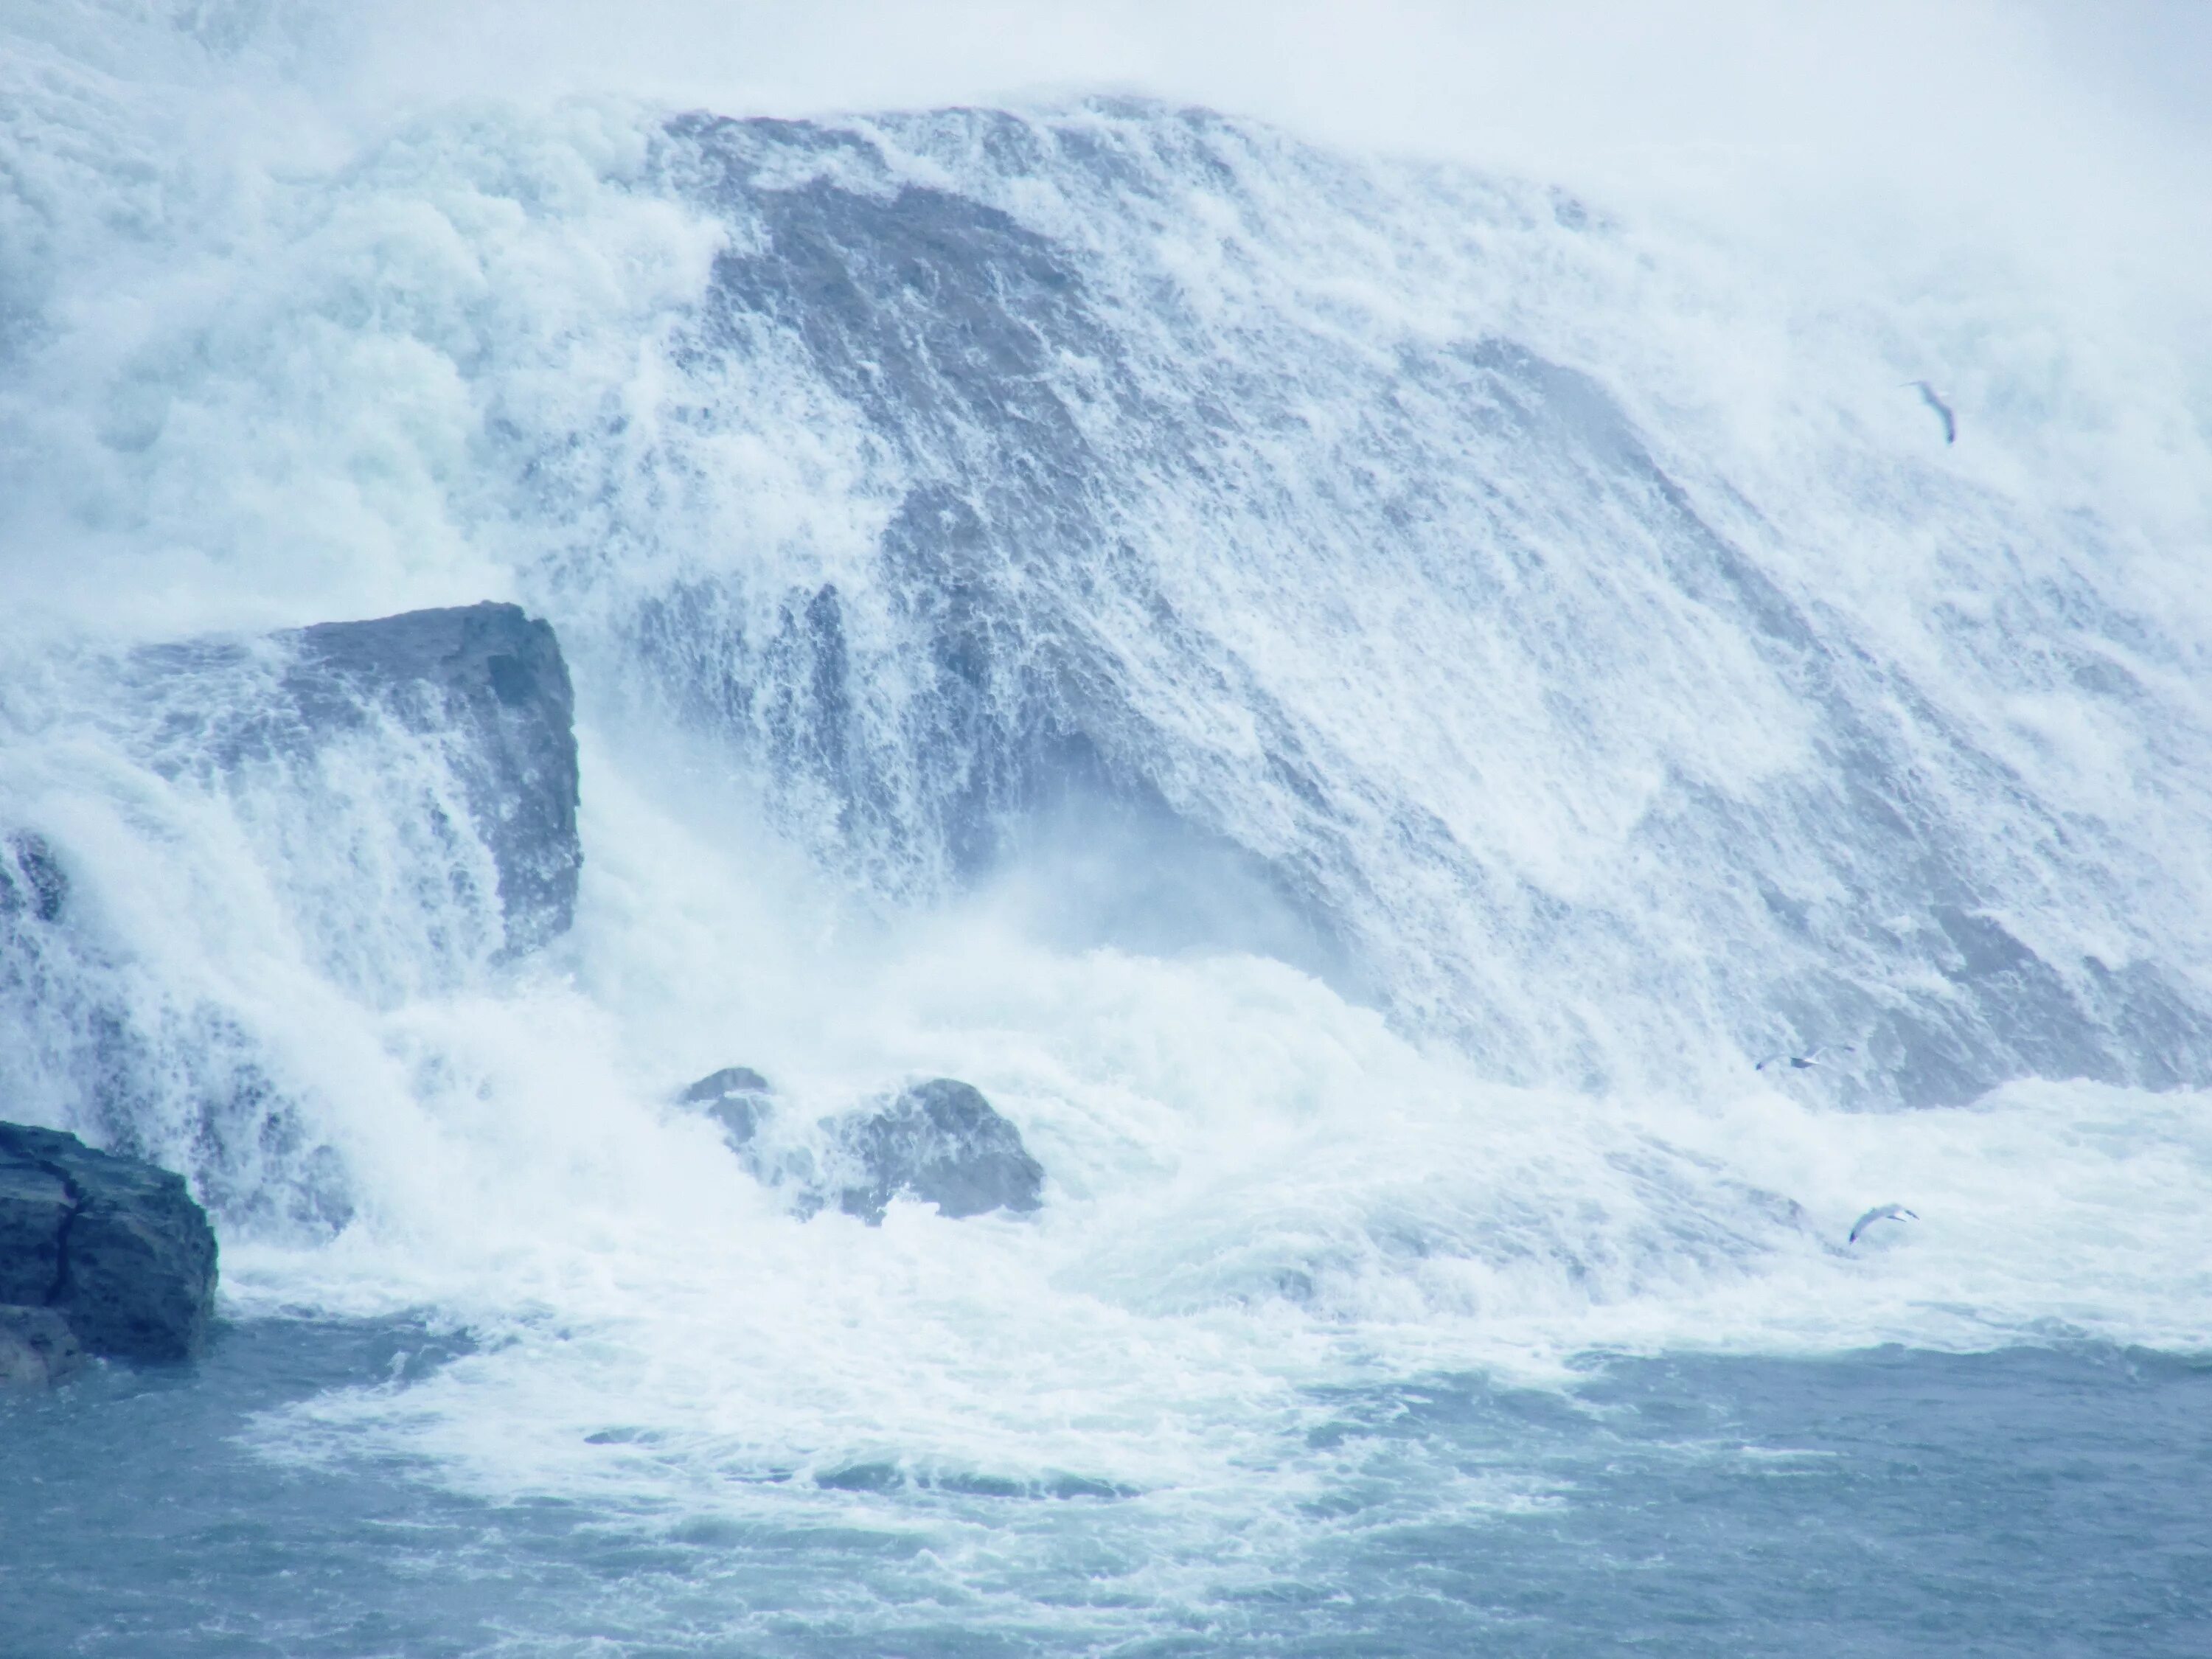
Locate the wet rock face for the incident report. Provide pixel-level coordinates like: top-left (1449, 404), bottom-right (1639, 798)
top-left (678, 1067), bottom-right (775, 1147)
top-left (282, 602), bottom-right (582, 956)
top-left (835, 1079), bottom-right (1046, 1223)
top-left (680, 1071), bottom-right (1046, 1223)
top-left (0, 1121), bottom-right (218, 1366)
top-left (644, 111), bottom-right (2212, 1113)
top-left (0, 1305), bottom-right (83, 1388)
top-left (0, 605), bottom-right (581, 1241)
top-left (0, 834), bottom-right (69, 1031)
top-left (124, 599), bottom-right (581, 961)
top-left (0, 1151), bottom-right (73, 1304)
top-left (0, 832), bottom-right (66, 926)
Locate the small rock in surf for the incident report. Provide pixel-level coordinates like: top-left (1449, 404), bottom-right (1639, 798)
top-left (677, 1069), bottom-right (1045, 1224)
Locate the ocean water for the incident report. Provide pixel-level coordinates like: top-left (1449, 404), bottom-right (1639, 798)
top-left (4, 4), bottom-right (2211, 1653)
top-left (4, 1321), bottom-right (2208, 1655)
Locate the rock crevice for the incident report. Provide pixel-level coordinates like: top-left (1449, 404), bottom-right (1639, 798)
top-left (35, 1155), bottom-right (80, 1307)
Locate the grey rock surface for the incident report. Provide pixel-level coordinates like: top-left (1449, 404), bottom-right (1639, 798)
top-left (124, 599), bottom-right (581, 959)
top-left (627, 109), bottom-right (2212, 1110)
top-left (679, 1066), bottom-right (775, 1146)
top-left (0, 1152), bottom-right (72, 1304)
top-left (282, 602), bottom-right (582, 956)
top-left (832, 1078), bottom-right (1046, 1223)
top-left (680, 1070), bottom-right (1045, 1223)
top-left (0, 1304), bottom-right (84, 1388)
top-left (0, 605), bottom-right (581, 1239)
top-left (0, 1121), bottom-right (218, 1362)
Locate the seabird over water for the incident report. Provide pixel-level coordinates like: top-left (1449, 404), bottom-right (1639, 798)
top-left (1848, 1203), bottom-right (1919, 1245)
top-left (1907, 380), bottom-right (1957, 445)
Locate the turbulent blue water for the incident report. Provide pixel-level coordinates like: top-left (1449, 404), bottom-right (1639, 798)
top-left (4, 1318), bottom-right (2209, 1655)
top-left (4, 4), bottom-right (2212, 1653)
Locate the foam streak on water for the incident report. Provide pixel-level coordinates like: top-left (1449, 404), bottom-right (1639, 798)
top-left (2, 3), bottom-right (2211, 1646)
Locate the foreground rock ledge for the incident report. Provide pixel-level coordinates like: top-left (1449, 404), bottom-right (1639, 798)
top-left (0, 1121), bottom-right (218, 1376)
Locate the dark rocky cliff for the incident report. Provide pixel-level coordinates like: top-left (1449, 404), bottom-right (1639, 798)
top-left (0, 1121), bottom-right (218, 1379)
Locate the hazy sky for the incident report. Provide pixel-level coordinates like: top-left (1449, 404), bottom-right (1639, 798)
top-left (320, 0), bottom-right (2211, 276)
top-left (347, 1), bottom-right (2211, 163)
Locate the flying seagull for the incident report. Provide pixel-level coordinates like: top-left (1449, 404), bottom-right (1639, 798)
top-left (1906, 380), bottom-right (1956, 445)
top-left (1755, 1044), bottom-right (1857, 1073)
top-left (1848, 1203), bottom-right (1919, 1245)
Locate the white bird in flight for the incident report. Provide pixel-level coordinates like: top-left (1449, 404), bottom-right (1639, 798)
top-left (1906, 380), bottom-right (1957, 445)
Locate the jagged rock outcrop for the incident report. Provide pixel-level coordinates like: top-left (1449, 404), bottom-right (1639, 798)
top-left (833, 1078), bottom-right (1046, 1222)
top-left (279, 602), bottom-right (582, 956)
top-left (0, 604), bottom-right (582, 1241)
top-left (0, 1121), bottom-right (218, 1371)
top-left (124, 599), bottom-right (582, 960)
top-left (679, 1070), bottom-right (1046, 1223)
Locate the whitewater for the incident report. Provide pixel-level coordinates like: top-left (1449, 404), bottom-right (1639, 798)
top-left (4, 4), bottom-right (2211, 1652)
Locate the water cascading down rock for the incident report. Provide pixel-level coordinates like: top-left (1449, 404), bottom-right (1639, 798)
top-left (0, 602), bottom-right (582, 1241)
top-left (624, 108), bottom-right (2212, 1111)
top-left (276, 602), bottom-right (582, 957)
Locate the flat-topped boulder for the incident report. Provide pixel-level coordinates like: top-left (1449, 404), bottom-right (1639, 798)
top-left (678, 1070), bottom-right (1045, 1224)
top-left (125, 600), bottom-right (582, 961)
top-left (281, 602), bottom-right (582, 956)
top-left (4, 604), bottom-right (580, 1242)
top-left (0, 1121), bottom-right (218, 1368)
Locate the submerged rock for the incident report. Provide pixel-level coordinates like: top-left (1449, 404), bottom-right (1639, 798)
top-left (678, 1066), bottom-right (775, 1145)
top-left (0, 1304), bottom-right (84, 1388)
top-left (0, 1121), bottom-right (218, 1364)
top-left (833, 1078), bottom-right (1046, 1223)
top-left (678, 1070), bottom-right (1046, 1223)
